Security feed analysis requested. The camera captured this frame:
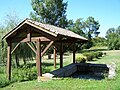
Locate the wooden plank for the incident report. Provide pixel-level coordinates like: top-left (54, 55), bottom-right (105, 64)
top-left (60, 42), bottom-right (63, 68)
top-left (11, 43), bottom-right (20, 54)
top-left (36, 39), bottom-right (42, 81)
top-left (41, 41), bottom-right (54, 57)
top-left (54, 46), bottom-right (57, 68)
top-left (31, 37), bottom-right (51, 42)
top-left (7, 40), bottom-right (12, 80)
top-left (55, 38), bottom-right (76, 43)
top-left (11, 37), bottom-right (51, 43)
top-left (27, 43), bottom-right (36, 54)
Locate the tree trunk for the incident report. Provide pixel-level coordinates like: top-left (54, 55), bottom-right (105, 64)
top-left (23, 58), bottom-right (26, 65)
top-left (48, 54), bottom-right (51, 59)
top-left (15, 54), bottom-right (19, 67)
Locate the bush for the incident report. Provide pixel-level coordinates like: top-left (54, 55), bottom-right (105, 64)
top-left (12, 65), bottom-right (37, 82)
top-left (76, 54), bottom-right (87, 63)
top-left (97, 52), bottom-right (103, 57)
top-left (83, 51), bottom-right (103, 61)
top-left (12, 64), bottom-right (51, 82)
top-left (0, 75), bottom-right (11, 88)
top-left (83, 53), bottom-right (94, 61)
top-left (0, 66), bottom-right (12, 88)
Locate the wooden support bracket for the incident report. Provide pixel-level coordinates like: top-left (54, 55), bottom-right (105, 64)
top-left (41, 41), bottom-right (54, 57)
top-left (27, 42), bottom-right (36, 54)
top-left (11, 43), bottom-right (20, 54)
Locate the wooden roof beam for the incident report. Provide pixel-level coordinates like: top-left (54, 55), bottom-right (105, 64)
top-left (11, 37), bottom-right (51, 43)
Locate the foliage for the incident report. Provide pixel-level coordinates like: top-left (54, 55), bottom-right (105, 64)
top-left (83, 51), bottom-right (103, 61)
top-left (0, 13), bottom-right (36, 66)
top-left (97, 52), bottom-right (103, 57)
top-left (84, 16), bottom-right (100, 48)
top-left (12, 65), bottom-right (37, 82)
top-left (68, 18), bottom-right (86, 37)
top-left (0, 76), bottom-right (11, 88)
top-left (12, 64), bottom-right (51, 82)
top-left (4, 12), bottom-right (20, 31)
top-left (83, 53), bottom-right (94, 61)
top-left (85, 16), bottom-right (100, 39)
top-left (68, 17), bottom-right (100, 49)
top-left (0, 66), bottom-right (12, 88)
top-left (106, 26), bottom-right (120, 50)
top-left (13, 43), bottom-right (35, 65)
top-left (30, 0), bottom-right (68, 28)
top-left (0, 28), bottom-right (7, 65)
top-left (91, 37), bottom-right (107, 47)
top-left (76, 54), bottom-right (87, 63)
top-left (0, 13), bottom-right (21, 66)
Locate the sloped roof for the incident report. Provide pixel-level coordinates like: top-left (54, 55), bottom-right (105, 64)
top-left (2, 18), bottom-right (88, 41)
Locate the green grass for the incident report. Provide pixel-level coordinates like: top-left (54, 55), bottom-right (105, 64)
top-left (1, 50), bottom-right (120, 90)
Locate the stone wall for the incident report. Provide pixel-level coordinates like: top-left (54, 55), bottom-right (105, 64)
top-left (43, 63), bottom-right (110, 79)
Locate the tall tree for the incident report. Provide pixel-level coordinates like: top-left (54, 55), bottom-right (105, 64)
top-left (106, 27), bottom-right (120, 50)
top-left (68, 18), bottom-right (86, 37)
top-left (82, 16), bottom-right (100, 48)
top-left (85, 16), bottom-right (100, 39)
top-left (30, 0), bottom-right (68, 28)
top-left (1, 13), bottom-right (35, 67)
top-left (116, 26), bottom-right (120, 35)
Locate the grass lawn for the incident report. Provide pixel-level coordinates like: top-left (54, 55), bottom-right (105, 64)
top-left (1, 50), bottom-right (120, 90)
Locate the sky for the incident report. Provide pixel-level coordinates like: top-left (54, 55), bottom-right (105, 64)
top-left (0, 0), bottom-right (120, 37)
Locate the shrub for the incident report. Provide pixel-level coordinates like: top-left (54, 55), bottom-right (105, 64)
top-left (97, 52), bottom-right (103, 57)
top-left (0, 75), bottom-right (11, 88)
top-left (12, 64), bottom-right (51, 82)
top-left (0, 66), bottom-right (12, 88)
top-left (76, 54), bottom-right (87, 63)
top-left (83, 53), bottom-right (94, 61)
top-left (12, 65), bottom-right (37, 82)
top-left (83, 51), bottom-right (103, 61)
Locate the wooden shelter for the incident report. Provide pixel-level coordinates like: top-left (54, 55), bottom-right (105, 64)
top-left (2, 18), bottom-right (88, 81)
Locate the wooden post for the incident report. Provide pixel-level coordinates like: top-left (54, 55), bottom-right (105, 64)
top-left (60, 42), bottom-right (63, 68)
top-left (7, 40), bottom-right (12, 80)
top-left (73, 43), bottom-right (76, 63)
top-left (36, 39), bottom-right (42, 81)
top-left (54, 46), bottom-right (56, 68)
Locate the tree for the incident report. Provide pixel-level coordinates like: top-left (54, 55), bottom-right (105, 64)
top-left (68, 18), bottom-right (86, 37)
top-left (85, 16), bottom-right (100, 39)
top-left (30, 0), bottom-right (68, 28)
top-left (0, 13), bottom-right (36, 67)
top-left (116, 26), bottom-right (120, 35)
top-left (83, 16), bottom-right (100, 48)
top-left (0, 27), bottom-right (7, 65)
top-left (106, 27), bottom-right (120, 50)
top-left (67, 19), bottom-right (87, 50)
top-left (92, 37), bottom-right (107, 47)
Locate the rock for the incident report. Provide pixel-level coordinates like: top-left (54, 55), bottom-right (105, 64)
top-left (43, 73), bottom-right (54, 78)
top-left (107, 62), bottom-right (116, 79)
